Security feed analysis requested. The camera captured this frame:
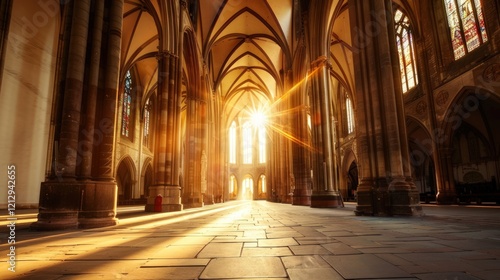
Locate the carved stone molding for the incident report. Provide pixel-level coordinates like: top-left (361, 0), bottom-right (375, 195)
top-left (483, 63), bottom-right (500, 83)
top-left (415, 101), bottom-right (427, 116)
top-left (435, 90), bottom-right (449, 108)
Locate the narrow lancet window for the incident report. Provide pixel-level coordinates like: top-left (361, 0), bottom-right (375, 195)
top-left (394, 8), bottom-right (418, 93)
top-left (121, 70), bottom-right (133, 138)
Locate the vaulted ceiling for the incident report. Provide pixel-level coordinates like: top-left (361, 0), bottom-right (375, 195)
top-left (122, 0), bottom-right (295, 123)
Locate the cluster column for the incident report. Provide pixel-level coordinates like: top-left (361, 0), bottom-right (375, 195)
top-left (145, 51), bottom-right (183, 212)
top-left (349, 0), bottom-right (421, 215)
top-left (32, 0), bottom-right (123, 230)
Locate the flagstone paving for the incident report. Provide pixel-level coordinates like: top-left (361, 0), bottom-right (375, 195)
top-left (1, 200), bottom-right (500, 279)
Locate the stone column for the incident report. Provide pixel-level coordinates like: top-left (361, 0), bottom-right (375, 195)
top-left (290, 64), bottom-right (312, 206)
top-left (145, 52), bottom-right (183, 212)
top-left (183, 97), bottom-right (206, 208)
top-left (309, 58), bottom-right (343, 207)
top-left (79, 0), bottom-right (104, 179)
top-left (78, 0), bottom-right (123, 228)
top-left (436, 147), bottom-right (457, 204)
top-left (32, 0), bottom-right (92, 230)
top-left (32, 0), bottom-right (123, 230)
top-left (305, 1), bottom-right (343, 208)
top-left (349, 0), bottom-right (421, 215)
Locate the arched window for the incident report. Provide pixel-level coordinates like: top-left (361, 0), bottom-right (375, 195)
top-left (444, 0), bottom-right (488, 60)
top-left (346, 95), bottom-right (355, 134)
top-left (121, 70), bottom-right (133, 138)
top-left (394, 8), bottom-right (418, 93)
top-left (258, 126), bottom-right (266, 164)
top-left (229, 121), bottom-right (237, 164)
top-left (260, 174), bottom-right (266, 193)
top-left (242, 122), bottom-right (253, 164)
top-left (143, 97), bottom-right (153, 148)
top-left (242, 177), bottom-right (253, 199)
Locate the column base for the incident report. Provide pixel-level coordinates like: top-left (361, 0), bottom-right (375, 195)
top-left (292, 188), bottom-right (311, 206)
top-left (310, 191), bottom-right (343, 208)
top-left (183, 194), bottom-right (204, 209)
top-left (145, 185), bottom-right (183, 212)
top-left (31, 181), bottom-right (118, 230)
top-left (203, 194), bottom-right (214, 205)
top-left (355, 178), bottom-right (422, 216)
top-left (436, 189), bottom-right (457, 204)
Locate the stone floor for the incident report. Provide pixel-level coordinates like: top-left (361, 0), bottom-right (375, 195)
top-left (1, 200), bottom-right (500, 279)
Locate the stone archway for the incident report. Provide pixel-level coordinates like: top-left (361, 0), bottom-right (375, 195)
top-left (347, 161), bottom-right (359, 201)
top-left (116, 157), bottom-right (136, 205)
top-left (439, 88), bottom-right (500, 204)
top-left (406, 117), bottom-right (437, 203)
top-left (142, 161), bottom-right (153, 200)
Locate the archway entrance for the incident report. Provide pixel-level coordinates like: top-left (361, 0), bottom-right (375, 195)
top-left (229, 175), bottom-right (238, 200)
top-left (117, 160), bottom-right (134, 205)
top-left (242, 176), bottom-right (254, 200)
top-left (407, 118), bottom-right (437, 203)
top-left (142, 163), bottom-right (153, 200)
top-left (347, 161), bottom-right (358, 201)
top-left (445, 90), bottom-right (500, 204)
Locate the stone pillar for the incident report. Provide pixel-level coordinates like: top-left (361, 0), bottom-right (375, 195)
top-left (32, 0), bottom-right (91, 230)
top-left (349, 0), bottom-right (421, 216)
top-left (183, 97), bottom-right (206, 208)
top-left (309, 58), bottom-right (343, 207)
top-left (305, 1), bottom-right (343, 208)
top-left (33, 0), bottom-right (123, 230)
top-left (145, 52), bottom-right (183, 212)
top-left (290, 62), bottom-right (312, 206)
top-left (79, 0), bottom-right (104, 179)
top-left (436, 147), bottom-right (457, 204)
top-left (79, 0), bottom-right (123, 228)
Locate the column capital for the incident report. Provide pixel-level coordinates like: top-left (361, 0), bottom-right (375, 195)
top-left (310, 55), bottom-right (327, 69)
top-left (156, 51), bottom-right (178, 60)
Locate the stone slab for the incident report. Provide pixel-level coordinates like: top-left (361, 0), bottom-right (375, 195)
top-left (199, 257), bottom-right (286, 279)
top-left (258, 237), bottom-right (298, 247)
top-left (323, 254), bottom-right (412, 279)
top-left (127, 266), bottom-right (205, 279)
top-left (287, 268), bottom-right (344, 280)
top-left (197, 242), bottom-right (243, 258)
top-left (142, 258), bottom-right (210, 267)
top-left (241, 247), bottom-right (293, 256)
top-left (289, 245), bottom-right (332, 255)
top-left (413, 272), bottom-right (482, 280)
top-left (281, 255), bottom-right (331, 269)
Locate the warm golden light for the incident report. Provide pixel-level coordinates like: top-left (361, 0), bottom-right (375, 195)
top-left (250, 110), bottom-right (267, 128)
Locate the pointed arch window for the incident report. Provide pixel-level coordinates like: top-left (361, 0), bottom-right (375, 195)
top-left (394, 8), bottom-right (418, 93)
top-left (242, 122), bottom-right (253, 164)
top-left (143, 97), bottom-right (153, 148)
top-left (444, 0), bottom-right (488, 60)
top-left (229, 121), bottom-right (237, 164)
top-left (259, 174), bottom-right (266, 193)
top-left (258, 126), bottom-right (266, 164)
top-left (346, 95), bottom-right (355, 134)
top-left (121, 70), bottom-right (133, 138)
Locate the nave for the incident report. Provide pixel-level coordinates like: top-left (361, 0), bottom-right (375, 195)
top-left (2, 201), bottom-right (500, 279)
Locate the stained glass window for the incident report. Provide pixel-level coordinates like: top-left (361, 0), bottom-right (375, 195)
top-left (121, 70), bottom-right (133, 137)
top-left (444, 0), bottom-right (488, 60)
top-left (229, 121), bottom-right (237, 164)
top-left (394, 8), bottom-right (418, 93)
top-left (346, 94), bottom-right (355, 134)
top-left (143, 97), bottom-right (152, 147)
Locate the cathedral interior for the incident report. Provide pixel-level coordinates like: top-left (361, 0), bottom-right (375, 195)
top-left (0, 0), bottom-right (499, 231)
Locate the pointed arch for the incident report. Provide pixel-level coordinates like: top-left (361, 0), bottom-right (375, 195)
top-left (116, 156), bottom-right (137, 204)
